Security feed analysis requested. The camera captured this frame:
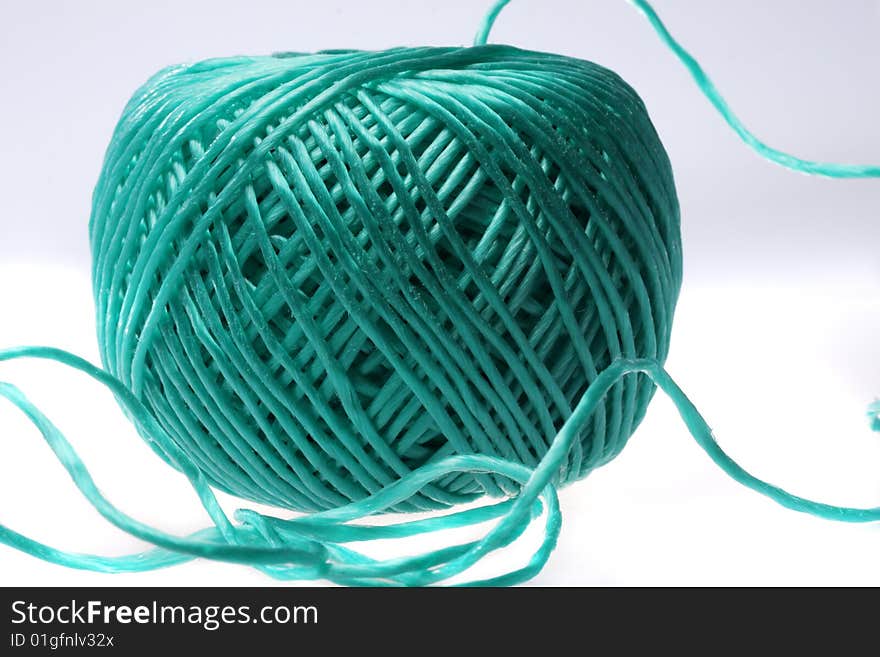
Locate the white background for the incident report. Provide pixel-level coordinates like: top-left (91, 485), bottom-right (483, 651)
top-left (0, 0), bottom-right (879, 585)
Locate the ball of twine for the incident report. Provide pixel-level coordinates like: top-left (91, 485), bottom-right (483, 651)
top-left (89, 44), bottom-right (681, 513)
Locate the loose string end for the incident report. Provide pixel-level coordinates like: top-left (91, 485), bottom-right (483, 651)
top-left (474, 0), bottom-right (512, 46)
top-left (869, 400), bottom-right (880, 432)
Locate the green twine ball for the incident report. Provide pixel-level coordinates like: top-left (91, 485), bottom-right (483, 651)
top-left (89, 45), bottom-right (681, 513)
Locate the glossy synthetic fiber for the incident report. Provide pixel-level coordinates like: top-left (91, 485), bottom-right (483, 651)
top-left (89, 45), bottom-right (680, 514)
top-left (0, 0), bottom-right (877, 586)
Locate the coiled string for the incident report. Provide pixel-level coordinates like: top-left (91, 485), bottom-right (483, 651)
top-left (1, 0), bottom-right (878, 585)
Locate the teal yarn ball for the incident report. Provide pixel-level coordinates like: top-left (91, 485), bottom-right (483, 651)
top-left (89, 45), bottom-right (681, 514)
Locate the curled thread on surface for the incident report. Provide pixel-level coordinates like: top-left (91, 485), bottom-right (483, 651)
top-left (0, 0), bottom-right (877, 585)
